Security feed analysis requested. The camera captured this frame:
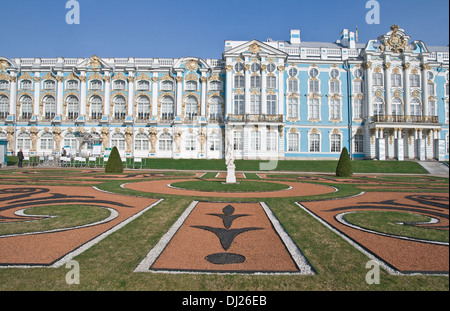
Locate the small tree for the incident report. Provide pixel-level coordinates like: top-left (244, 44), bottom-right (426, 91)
top-left (336, 147), bottom-right (353, 177)
top-left (105, 146), bottom-right (123, 173)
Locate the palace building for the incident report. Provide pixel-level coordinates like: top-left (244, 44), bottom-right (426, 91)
top-left (0, 25), bottom-right (448, 161)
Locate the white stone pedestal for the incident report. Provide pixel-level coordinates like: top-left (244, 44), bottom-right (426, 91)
top-left (226, 165), bottom-right (236, 184)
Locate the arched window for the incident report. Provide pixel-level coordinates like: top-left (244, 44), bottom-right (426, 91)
top-left (113, 96), bottom-right (126, 120)
top-left (161, 80), bottom-right (173, 91)
top-left (20, 95), bottom-right (33, 120)
top-left (161, 96), bottom-right (174, 121)
top-left (209, 132), bottom-right (221, 151)
top-left (0, 80), bottom-right (9, 90)
top-left (40, 132), bottom-right (54, 151)
top-left (410, 98), bottom-right (421, 116)
top-left (0, 95), bottom-right (9, 119)
top-left (67, 96), bottom-right (79, 120)
top-left (392, 98), bottom-right (403, 117)
top-left (43, 80), bottom-right (56, 90)
top-left (113, 80), bottom-right (126, 90)
top-left (43, 96), bottom-right (56, 120)
top-left (135, 133), bottom-right (149, 151)
top-left (90, 96), bottom-right (103, 120)
top-left (159, 133), bottom-right (172, 151)
top-left (111, 132), bottom-right (125, 150)
top-left (67, 80), bottom-right (79, 90)
top-left (209, 96), bottom-right (222, 122)
top-left (185, 81), bottom-right (197, 91)
top-left (63, 133), bottom-right (77, 151)
top-left (137, 96), bottom-right (150, 121)
top-left (185, 96), bottom-right (198, 120)
top-left (373, 97), bottom-right (384, 116)
top-left (20, 80), bottom-right (32, 90)
top-left (90, 80), bottom-right (102, 90)
top-left (17, 132), bottom-right (31, 150)
top-left (137, 80), bottom-right (150, 91)
top-left (185, 133), bottom-right (197, 151)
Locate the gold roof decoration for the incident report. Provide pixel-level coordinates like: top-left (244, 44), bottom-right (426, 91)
top-left (0, 59), bottom-right (10, 70)
top-left (378, 24), bottom-right (411, 53)
top-left (249, 42), bottom-right (261, 54)
top-left (89, 55), bottom-right (102, 69)
top-left (186, 59), bottom-right (199, 71)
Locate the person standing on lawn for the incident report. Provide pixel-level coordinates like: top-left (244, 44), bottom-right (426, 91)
top-left (17, 149), bottom-right (24, 168)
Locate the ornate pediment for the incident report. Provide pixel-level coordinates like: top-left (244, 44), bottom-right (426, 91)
top-left (378, 25), bottom-right (412, 53)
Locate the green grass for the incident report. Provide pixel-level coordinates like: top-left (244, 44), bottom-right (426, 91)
top-left (0, 169), bottom-right (447, 292)
top-left (0, 205), bottom-right (111, 236)
top-left (343, 211), bottom-right (449, 243)
top-left (140, 158), bottom-right (428, 174)
top-left (170, 180), bottom-right (290, 192)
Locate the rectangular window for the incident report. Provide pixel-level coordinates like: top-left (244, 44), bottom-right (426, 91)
top-left (391, 74), bottom-right (402, 87)
top-left (288, 98), bottom-right (299, 119)
top-left (309, 133), bottom-right (320, 152)
top-left (354, 134), bottom-right (364, 153)
top-left (234, 94), bottom-right (244, 115)
top-left (266, 76), bottom-right (277, 89)
top-left (354, 99), bottom-right (363, 119)
top-left (330, 80), bottom-right (340, 93)
top-left (309, 79), bottom-right (319, 93)
top-left (329, 99), bottom-right (340, 120)
top-left (267, 132), bottom-right (277, 151)
top-left (410, 74), bottom-right (420, 87)
top-left (353, 81), bottom-right (363, 93)
top-left (266, 95), bottom-right (277, 115)
top-left (309, 98), bottom-right (320, 120)
top-left (288, 133), bottom-right (299, 152)
top-left (233, 131), bottom-right (243, 151)
top-left (288, 79), bottom-right (298, 93)
top-left (330, 134), bottom-right (341, 152)
top-left (250, 131), bottom-right (261, 151)
top-left (234, 75), bottom-right (244, 89)
top-left (250, 94), bottom-right (260, 114)
top-left (250, 76), bottom-right (261, 89)
top-left (372, 73), bottom-right (383, 86)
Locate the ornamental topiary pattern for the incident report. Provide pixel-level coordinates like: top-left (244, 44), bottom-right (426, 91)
top-left (335, 147), bottom-right (353, 177)
top-left (105, 146), bottom-right (123, 173)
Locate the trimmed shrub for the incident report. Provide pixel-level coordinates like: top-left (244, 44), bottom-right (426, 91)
top-left (105, 146), bottom-right (123, 173)
top-left (335, 147), bottom-right (353, 177)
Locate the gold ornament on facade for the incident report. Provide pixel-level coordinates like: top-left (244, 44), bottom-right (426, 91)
top-left (0, 59), bottom-right (10, 70)
top-left (249, 43), bottom-right (261, 54)
top-left (186, 60), bottom-right (199, 71)
top-left (363, 62), bottom-right (372, 70)
top-left (225, 65), bottom-right (233, 72)
top-left (89, 55), bottom-right (102, 69)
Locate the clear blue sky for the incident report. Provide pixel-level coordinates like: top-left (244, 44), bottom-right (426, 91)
top-left (0, 0), bottom-right (448, 59)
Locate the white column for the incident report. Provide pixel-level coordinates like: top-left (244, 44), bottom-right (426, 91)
top-left (127, 75), bottom-right (135, 117)
top-left (225, 64), bottom-right (233, 116)
top-left (364, 63), bottom-right (373, 117)
top-left (56, 73), bottom-right (64, 116)
top-left (176, 76), bottom-right (183, 117)
top-left (384, 64), bottom-right (392, 116)
top-left (9, 74), bottom-right (17, 116)
top-left (33, 74), bottom-right (40, 116)
top-left (261, 66), bottom-right (267, 115)
top-left (80, 73), bottom-right (87, 118)
top-left (278, 65), bottom-right (285, 117)
top-left (421, 67), bottom-right (429, 117)
top-left (104, 76), bottom-right (111, 117)
top-left (152, 76), bottom-right (158, 117)
top-left (403, 63), bottom-right (411, 116)
top-left (200, 75), bottom-right (207, 117)
top-left (244, 64), bottom-right (251, 114)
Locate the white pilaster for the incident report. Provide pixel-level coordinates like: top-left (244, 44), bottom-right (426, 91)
top-left (9, 74), bottom-right (17, 116)
top-left (127, 74), bottom-right (135, 117)
top-left (80, 73), bottom-right (87, 117)
top-left (104, 76), bottom-right (111, 117)
top-left (200, 74), bottom-right (207, 117)
top-left (56, 73), bottom-right (64, 116)
top-left (33, 74), bottom-right (40, 116)
top-left (152, 75), bottom-right (158, 117)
